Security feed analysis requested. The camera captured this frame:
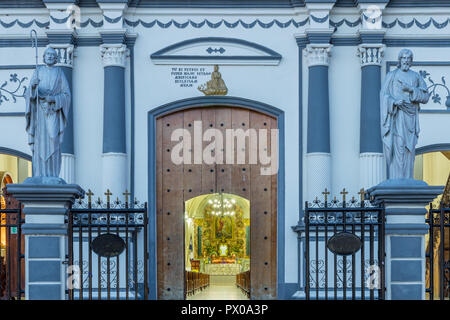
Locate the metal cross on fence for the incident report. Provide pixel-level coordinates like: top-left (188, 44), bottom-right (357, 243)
top-left (340, 188), bottom-right (349, 202)
top-left (86, 189), bottom-right (94, 205)
top-left (322, 188), bottom-right (330, 203)
top-left (123, 189), bottom-right (131, 204)
top-left (358, 188), bottom-right (365, 204)
top-left (104, 189), bottom-right (112, 204)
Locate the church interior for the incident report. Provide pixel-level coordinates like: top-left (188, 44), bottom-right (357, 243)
top-left (414, 151), bottom-right (450, 299)
top-left (184, 193), bottom-right (250, 300)
top-left (0, 154), bottom-right (30, 251)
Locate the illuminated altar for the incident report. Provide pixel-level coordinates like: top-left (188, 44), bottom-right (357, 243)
top-left (185, 193), bottom-right (250, 275)
top-left (204, 263), bottom-right (241, 275)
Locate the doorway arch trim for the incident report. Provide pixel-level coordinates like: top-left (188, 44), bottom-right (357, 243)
top-left (147, 96), bottom-right (285, 299)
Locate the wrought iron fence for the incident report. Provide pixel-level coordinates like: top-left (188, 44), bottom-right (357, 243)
top-left (303, 188), bottom-right (385, 300)
top-left (67, 189), bottom-right (148, 300)
top-left (426, 202), bottom-right (450, 300)
top-left (0, 191), bottom-right (24, 300)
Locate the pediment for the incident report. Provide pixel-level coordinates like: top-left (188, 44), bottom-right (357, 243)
top-left (150, 37), bottom-right (282, 65)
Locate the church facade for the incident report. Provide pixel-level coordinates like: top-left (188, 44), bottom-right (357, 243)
top-left (0, 0), bottom-right (449, 300)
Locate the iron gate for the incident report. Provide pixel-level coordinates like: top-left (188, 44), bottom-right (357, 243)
top-left (0, 191), bottom-right (24, 300)
top-left (426, 202), bottom-right (449, 300)
top-left (303, 190), bottom-right (385, 300)
top-left (68, 190), bottom-right (148, 300)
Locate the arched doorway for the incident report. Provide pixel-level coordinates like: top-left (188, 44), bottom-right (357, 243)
top-left (150, 100), bottom-right (282, 300)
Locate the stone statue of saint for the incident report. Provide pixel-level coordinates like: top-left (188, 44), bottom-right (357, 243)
top-left (380, 49), bottom-right (430, 179)
top-left (25, 47), bottom-right (71, 179)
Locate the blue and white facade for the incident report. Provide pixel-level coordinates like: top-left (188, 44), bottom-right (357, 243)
top-left (0, 0), bottom-right (449, 299)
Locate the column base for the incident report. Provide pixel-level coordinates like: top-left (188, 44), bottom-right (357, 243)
top-left (61, 153), bottom-right (75, 184)
top-left (359, 152), bottom-right (384, 190)
top-left (102, 152), bottom-right (127, 197)
top-left (306, 152), bottom-right (331, 201)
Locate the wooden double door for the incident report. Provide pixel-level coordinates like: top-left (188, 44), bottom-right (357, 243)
top-left (156, 106), bottom-right (277, 299)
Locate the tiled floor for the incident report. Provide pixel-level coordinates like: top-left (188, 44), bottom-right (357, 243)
top-left (186, 284), bottom-right (249, 300)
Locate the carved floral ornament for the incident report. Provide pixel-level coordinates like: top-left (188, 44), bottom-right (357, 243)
top-left (357, 44), bottom-right (385, 67)
top-left (47, 44), bottom-right (75, 68)
top-left (303, 44), bottom-right (332, 67)
top-left (0, 73), bottom-right (27, 106)
top-left (100, 44), bottom-right (128, 68)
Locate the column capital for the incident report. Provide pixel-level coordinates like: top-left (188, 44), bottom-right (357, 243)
top-left (304, 44), bottom-right (332, 67)
top-left (100, 44), bottom-right (128, 68)
top-left (357, 43), bottom-right (385, 67)
top-left (47, 44), bottom-right (75, 68)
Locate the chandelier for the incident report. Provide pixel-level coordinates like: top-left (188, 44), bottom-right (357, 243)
top-left (207, 193), bottom-right (236, 216)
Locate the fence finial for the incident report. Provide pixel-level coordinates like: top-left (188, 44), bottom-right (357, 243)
top-left (104, 189), bottom-right (112, 203)
top-left (340, 188), bottom-right (348, 202)
top-left (358, 188), bottom-right (365, 203)
top-left (123, 189), bottom-right (131, 203)
top-left (322, 188), bottom-right (330, 203)
top-left (86, 189), bottom-right (94, 204)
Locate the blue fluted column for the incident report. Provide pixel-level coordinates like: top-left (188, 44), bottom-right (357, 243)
top-left (304, 43), bottom-right (332, 201)
top-left (46, 31), bottom-right (76, 183)
top-left (100, 43), bottom-right (128, 196)
top-left (357, 37), bottom-right (385, 189)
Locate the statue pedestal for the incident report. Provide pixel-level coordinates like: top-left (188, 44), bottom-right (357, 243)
top-left (367, 179), bottom-right (443, 300)
top-left (6, 182), bottom-right (84, 300)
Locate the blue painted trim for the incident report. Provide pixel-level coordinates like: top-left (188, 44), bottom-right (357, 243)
top-left (297, 37), bottom-right (307, 221)
top-left (129, 0), bottom-right (305, 8)
top-left (0, 65), bottom-right (36, 70)
top-left (151, 37), bottom-right (282, 62)
top-left (307, 65), bottom-right (330, 153)
top-left (29, 261), bottom-right (61, 282)
top-left (0, 38), bottom-right (48, 48)
top-left (420, 109), bottom-right (450, 113)
top-left (103, 66), bottom-right (126, 153)
top-left (22, 223), bottom-right (68, 235)
top-left (388, 0), bottom-right (450, 8)
top-left (28, 284), bottom-right (62, 300)
top-left (125, 18), bottom-right (310, 29)
top-left (385, 223), bottom-right (429, 235)
top-left (0, 113), bottom-right (25, 117)
top-left (148, 96), bottom-right (285, 300)
top-left (0, 147), bottom-right (31, 161)
top-left (130, 46), bottom-right (136, 202)
top-left (360, 65), bottom-right (383, 154)
top-left (416, 143), bottom-right (450, 155)
top-left (29, 236), bottom-right (61, 259)
top-left (61, 66), bottom-right (74, 155)
top-left (1, 17), bottom-right (450, 31)
top-left (384, 38), bottom-right (450, 47)
top-left (390, 284), bottom-right (422, 300)
top-left (391, 260), bottom-right (422, 282)
top-left (0, 19), bottom-right (49, 29)
top-left (390, 236), bottom-right (422, 259)
top-left (385, 207), bottom-right (427, 215)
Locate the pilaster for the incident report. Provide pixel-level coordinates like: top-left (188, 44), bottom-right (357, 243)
top-left (368, 179), bottom-right (443, 300)
top-left (98, 1), bottom-right (129, 196)
top-left (6, 183), bottom-right (85, 300)
top-left (357, 2), bottom-right (387, 190)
